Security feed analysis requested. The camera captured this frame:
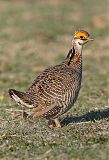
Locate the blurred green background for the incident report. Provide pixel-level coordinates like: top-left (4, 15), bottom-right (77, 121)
top-left (0, 0), bottom-right (109, 160)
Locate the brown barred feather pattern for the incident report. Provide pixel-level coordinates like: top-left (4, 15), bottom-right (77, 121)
top-left (9, 30), bottom-right (92, 128)
top-left (26, 42), bottom-right (82, 119)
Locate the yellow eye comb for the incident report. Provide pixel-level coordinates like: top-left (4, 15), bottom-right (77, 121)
top-left (74, 30), bottom-right (90, 39)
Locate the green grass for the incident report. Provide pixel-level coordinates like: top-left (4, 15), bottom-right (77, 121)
top-left (0, 0), bottom-right (109, 159)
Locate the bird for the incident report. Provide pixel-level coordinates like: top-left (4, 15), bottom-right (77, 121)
top-left (9, 30), bottom-right (93, 128)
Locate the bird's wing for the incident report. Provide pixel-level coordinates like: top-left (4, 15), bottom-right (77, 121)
top-left (27, 66), bottom-right (79, 114)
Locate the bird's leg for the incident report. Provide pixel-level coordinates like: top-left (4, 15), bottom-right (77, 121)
top-left (22, 106), bottom-right (28, 119)
top-left (54, 118), bottom-right (62, 128)
top-left (46, 119), bottom-right (54, 128)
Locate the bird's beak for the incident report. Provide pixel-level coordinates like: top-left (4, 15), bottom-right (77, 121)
top-left (87, 38), bottom-right (94, 41)
top-left (83, 37), bottom-right (94, 45)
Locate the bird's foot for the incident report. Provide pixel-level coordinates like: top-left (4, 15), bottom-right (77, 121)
top-left (54, 118), bottom-right (62, 128)
top-left (46, 119), bottom-right (54, 128)
top-left (46, 118), bottom-right (62, 128)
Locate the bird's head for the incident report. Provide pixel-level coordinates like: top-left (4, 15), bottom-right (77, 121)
top-left (73, 30), bottom-right (93, 46)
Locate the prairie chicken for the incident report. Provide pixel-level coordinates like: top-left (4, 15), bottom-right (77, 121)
top-left (9, 30), bottom-right (93, 128)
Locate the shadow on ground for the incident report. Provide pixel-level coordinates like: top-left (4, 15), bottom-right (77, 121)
top-left (61, 108), bottom-right (109, 126)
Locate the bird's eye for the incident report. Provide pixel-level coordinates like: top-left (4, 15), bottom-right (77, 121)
top-left (80, 36), bottom-right (84, 39)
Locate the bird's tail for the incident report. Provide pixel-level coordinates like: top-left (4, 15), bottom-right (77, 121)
top-left (8, 89), bottom-right (33, 108)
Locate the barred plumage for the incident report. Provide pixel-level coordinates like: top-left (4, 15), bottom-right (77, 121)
top-left (9, 30), bottom-right (93, 128)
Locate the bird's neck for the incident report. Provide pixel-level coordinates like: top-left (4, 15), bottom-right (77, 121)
top-left (65, 40), bottom-right (83, 72)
